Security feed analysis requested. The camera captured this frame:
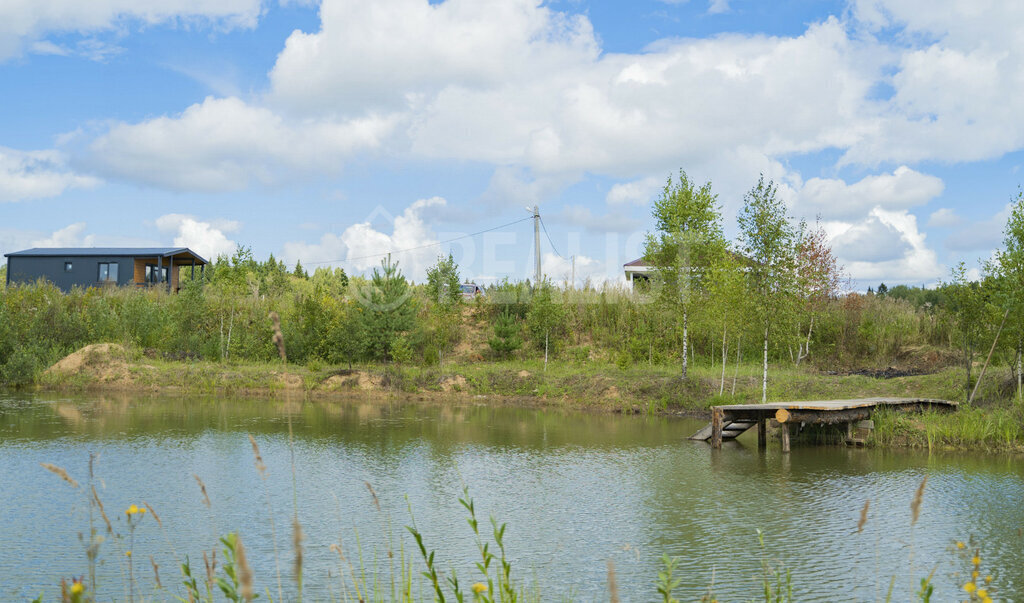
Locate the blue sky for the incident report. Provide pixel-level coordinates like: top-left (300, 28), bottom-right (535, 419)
top-left (1, 0), bottom-right (1022, 288)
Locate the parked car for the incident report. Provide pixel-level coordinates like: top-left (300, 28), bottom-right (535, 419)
top-left (460, 282), bottom-right (483, 300)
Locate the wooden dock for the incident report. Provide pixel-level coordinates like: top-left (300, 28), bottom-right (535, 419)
top-left (689, 397), bottom-right (957, 451)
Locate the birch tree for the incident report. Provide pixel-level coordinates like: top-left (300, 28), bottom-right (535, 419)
top-left (737, 176), bottom-right (798, 403)
top-left (705, 252), bottom-right (750, 395)
top-left (794, 218), bottom-right (844, 365)
top-left (643, 169), bottom-right (726, 379)
top-left (991, 189), bottom-right (1024, 401)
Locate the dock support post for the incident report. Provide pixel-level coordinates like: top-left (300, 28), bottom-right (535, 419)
top-left (845, 421), bottom-right (854, 445)
top-left (711, 407), bottom-right (723, 449)
top-left (758, 417), bottom-right (767, 450)
top-left (781, 422), bottom-right (790, 453)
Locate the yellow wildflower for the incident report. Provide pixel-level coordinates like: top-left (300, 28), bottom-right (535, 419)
top-left (985, 575), bottom-right (993, 583)
top-left (125, 550), bottom-right (132, 558)
top-left (70, 582), bottom-right (84, 595)
top-left (972, 555), bottom-right (981, 566)
top-left (977, 589), bottom-right (988, 598)
top-left (139, 507), bottom-right (146, 514)
top-left (972, 570), bottom-right (979, 579)
top-left (126, 504), bottom-right (139, 516)
top-left (964, 582), bottom-right (976, 594)
top-left (956, 541), bottom-right (966, 549)
top-left (471, 582), bottom-right (488, 595)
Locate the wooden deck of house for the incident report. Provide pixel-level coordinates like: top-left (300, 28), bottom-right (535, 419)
top-left (689, 397), bottom-right (957, 451)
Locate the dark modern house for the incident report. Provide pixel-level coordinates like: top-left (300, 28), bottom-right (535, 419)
top-left (3, 247), bottom-right (208, 293)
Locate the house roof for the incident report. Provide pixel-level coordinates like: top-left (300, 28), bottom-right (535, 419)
top-left (623, 258), bottom-right (649, 267)
top-left (4, 247), bottom-right (208, 264)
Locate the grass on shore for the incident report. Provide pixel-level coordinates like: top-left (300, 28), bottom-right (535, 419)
top-left (24, 342), bottom-right (1024, 452)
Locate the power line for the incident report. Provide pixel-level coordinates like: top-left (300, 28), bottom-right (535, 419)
top-left (303, 216), bottom-right (534, 266)
top-left (538, 214), bottom-right (565, 259)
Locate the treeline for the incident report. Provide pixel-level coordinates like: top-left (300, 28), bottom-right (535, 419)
top-left (3, 176), bottom-right (1024, 402)
top-left (0, 247), bottom-right (984, 390)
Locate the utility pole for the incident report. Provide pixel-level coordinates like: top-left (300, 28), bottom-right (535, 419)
top-left (531, 205), bottom-right (541, 284)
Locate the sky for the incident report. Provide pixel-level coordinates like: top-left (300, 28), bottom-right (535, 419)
top-left (1, 0), bottom-right (1023, 289)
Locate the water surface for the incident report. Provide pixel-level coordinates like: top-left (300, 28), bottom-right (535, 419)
top-left (1, 392), bottom-right (1022, 601)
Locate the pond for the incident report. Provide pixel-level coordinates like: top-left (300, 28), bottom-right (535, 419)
top-left (1, 391), bottom-right (1022, 601)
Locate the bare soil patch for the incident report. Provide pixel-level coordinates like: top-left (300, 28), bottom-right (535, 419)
top-left (45, 343), bottom-right (133, 384)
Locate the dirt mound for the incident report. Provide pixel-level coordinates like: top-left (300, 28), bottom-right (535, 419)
top-left (274, 372), bottom-right (303, 388)
top-left (45, 344), bottom-right (132, 384)
top-left (517, 370), bottom-right (531, 378)
top-left (322, 370), bottom-right (383, 391)
top-left (440, 375), bottom-right (468, 392)
top-left (894, 345), bottom-right (960, 372)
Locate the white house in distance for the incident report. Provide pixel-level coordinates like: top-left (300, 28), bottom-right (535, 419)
top-left (623, 258), bottom-right (653, 288)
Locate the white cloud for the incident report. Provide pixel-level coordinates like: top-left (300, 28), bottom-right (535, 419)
top-left (927, 207), bottom-right (961, 228)
top-left (268, 0), bottom-right (599, 116)
top-left (794, 166), bottom-right (944, 221)
top-left (541, 252), bottom-right (608, 285)
top-left (707, 0), bottom-right (730, 15)
top-left (606, 176), bottom-right (661, 206)
top-left (30, 222), bottom-right (96, 247)
top-left (282, 197), bottom-right (446, 281)
top-left (0, 146), bottom-right (99, 202)
top-left (155, 214), bottom-right (240, 260)
top-left (828, 208), bottom-right (943, 285)
top-left (62, 0), bottom-right (1024, 260)
top-left (88, 96), bottom-right (399, 192)
top-left (944, 203), bottom-right (1011, 253)
top-left (0, 0), bottom-right (263, 61)
top-left (555, 205), bottom-right (640, 234)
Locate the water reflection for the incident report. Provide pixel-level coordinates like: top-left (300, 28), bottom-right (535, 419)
top-left (0, 391), bottom-right (1022, 602)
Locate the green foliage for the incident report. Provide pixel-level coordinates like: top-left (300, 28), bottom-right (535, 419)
top-left (426, 253), bottom-right (462, 307)
top-left (0, 346), bottom-right (42, 386)
top-left (488, 310), bottom-right (522, 358)
top-left (643, 169), bottom-right (727, 377)
top-left (356, 256), bottom-right (417, 362)
top-left (525, 284), bottom-right (565, 352)
top-left (656, 554), bottom-right (681, 603)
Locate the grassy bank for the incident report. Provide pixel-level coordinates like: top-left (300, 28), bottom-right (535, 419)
top-left (27, 343), bottom-right (1024, 452)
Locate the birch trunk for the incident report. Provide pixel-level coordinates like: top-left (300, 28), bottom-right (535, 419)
top-left (796, 316), bottom-right (814, 366)
top-left (681, 309), bottom-right (688, 379)
top-left (732, 335), bottom-right (741, 396)
top-left (762, 326), bottom-right (769, 403)
top-left (719, 323), bottom-right (728, 395)
top-left (544, 330), bottom-right (549, 372)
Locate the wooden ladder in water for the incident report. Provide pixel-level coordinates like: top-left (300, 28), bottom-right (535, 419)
top-left (689, 419), bottom-right (757, 442)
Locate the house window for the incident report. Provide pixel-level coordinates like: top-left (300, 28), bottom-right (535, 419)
top-left (145, 265), bottom-right (167, 283)
top-left (64, 262), bottom-right (73, 272)
top-left (98, 263), bottom-right (119, 283)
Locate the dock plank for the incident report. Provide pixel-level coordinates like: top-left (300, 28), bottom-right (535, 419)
top-left (690, 397), bottom-right (956, 446)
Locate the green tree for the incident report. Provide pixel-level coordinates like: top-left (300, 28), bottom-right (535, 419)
top-left (311, 267), bottom-right (349, 297)
top-left (426, 254), bottom-right (462, 306)
top-left (738, 175), bottom-right (798, 402)
top-left (642, 169), bottom-right (726, 379)
top-left (525, 283), bottom-right (566, 369)
top-left (947, 262), bottom-right (986, 401)
top-left (794, 218), bottom-right (844, 365)
top-left (293, 260), bottom-right (308, 279)
top-left (705, 252), bottom-right (751, 394)
top-left (356, 255), bottom-right (417, 361)
top-left (489, 309), bottom-right (522, 358)
top-left (425, 254), bottom-right (463, 365)
top-left (989, 188), bottom-right (1024, 401)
